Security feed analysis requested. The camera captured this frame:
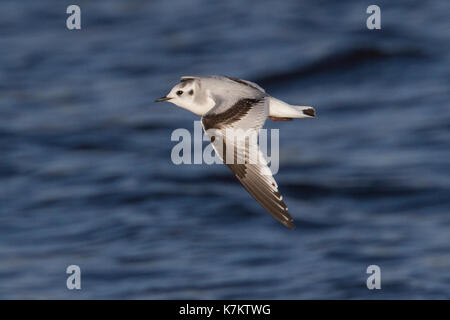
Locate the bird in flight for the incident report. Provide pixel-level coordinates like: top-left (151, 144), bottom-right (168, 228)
top-left (156, 76), bottom-right (315, 228)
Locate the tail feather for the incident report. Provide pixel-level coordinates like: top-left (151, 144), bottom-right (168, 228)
top-left (269, 97), bottom-right (316, 119)
top-left (293, 106), bottom-right (316, 118)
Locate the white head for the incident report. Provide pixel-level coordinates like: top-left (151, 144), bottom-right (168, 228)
top-left (155, 77), bottom-right (215, 116)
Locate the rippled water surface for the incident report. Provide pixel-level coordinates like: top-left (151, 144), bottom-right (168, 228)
top-left (0, 0), bottom-right (449, 299)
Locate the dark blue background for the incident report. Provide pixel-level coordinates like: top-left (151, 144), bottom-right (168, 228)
top-left (0, 0), bottom-right (449, 299)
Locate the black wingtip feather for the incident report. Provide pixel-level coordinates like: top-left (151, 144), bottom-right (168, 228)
top-left (283, 218), bottom-right (295, 229)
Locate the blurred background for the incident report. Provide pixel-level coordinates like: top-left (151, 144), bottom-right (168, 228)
top-left (0, 0), bottom-right (449, 299)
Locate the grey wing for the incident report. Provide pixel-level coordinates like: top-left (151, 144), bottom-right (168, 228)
top-left (225, 142), bottom-right (294, 229)
top-left (223, 76), bottom-right (266, 93)
top-left (181, 75), bottom-right (266, 93)
top-left (201, 97), bottom-right (294, 229)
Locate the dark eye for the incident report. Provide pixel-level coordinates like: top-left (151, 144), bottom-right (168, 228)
top-left (189, 89), bottom-right (194, 95)
top-left (176, 90), bottom-right (183, 96)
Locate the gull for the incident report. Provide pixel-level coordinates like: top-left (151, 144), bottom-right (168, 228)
top-left (156, 76), bottom-right (315, 228)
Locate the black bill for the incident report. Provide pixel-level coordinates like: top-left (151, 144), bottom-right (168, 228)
top-left (155, 96), bottom-right (172, 102)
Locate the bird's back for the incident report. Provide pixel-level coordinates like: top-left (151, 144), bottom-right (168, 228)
top-left (196, 76), bottom-right (267, 115)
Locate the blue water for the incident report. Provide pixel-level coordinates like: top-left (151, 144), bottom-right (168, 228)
top-left (0, 0), bottom-right (449, 299)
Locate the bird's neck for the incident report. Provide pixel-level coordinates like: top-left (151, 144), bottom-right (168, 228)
top-left (177, 98), bottom-right (215, 116)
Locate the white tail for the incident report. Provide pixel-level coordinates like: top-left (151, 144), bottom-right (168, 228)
top-left (269, 97), bottom-right (315, 119)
